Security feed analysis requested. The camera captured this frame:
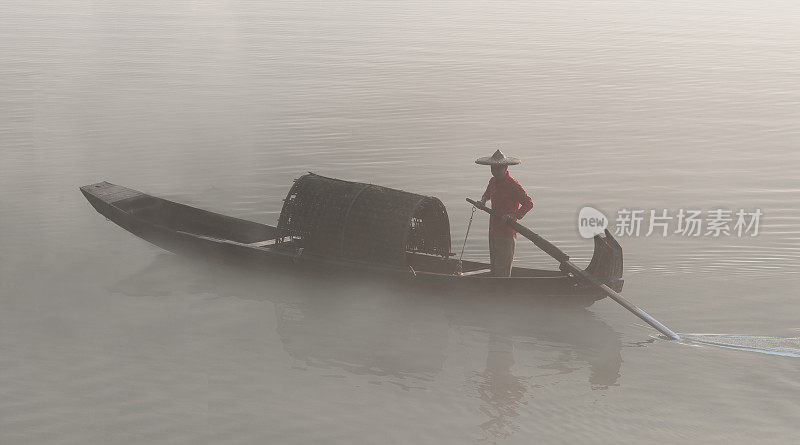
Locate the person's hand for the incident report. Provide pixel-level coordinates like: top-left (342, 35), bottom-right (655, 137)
top-left (502, 214), bottom-right (516, 223)
top-left (478, 198), bottom-right (487, 206)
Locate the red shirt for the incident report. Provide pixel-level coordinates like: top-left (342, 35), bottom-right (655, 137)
top-left (482, 172), bottom-right (534, 237)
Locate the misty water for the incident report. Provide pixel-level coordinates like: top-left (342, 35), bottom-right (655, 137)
top-left (2, 1), bottom-right (800, 443)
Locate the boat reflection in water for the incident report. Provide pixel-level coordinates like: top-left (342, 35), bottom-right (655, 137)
top-left (112, 254), bottom-right (622, 439)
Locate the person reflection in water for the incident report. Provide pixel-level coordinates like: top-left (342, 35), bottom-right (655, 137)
top-left (477, 333), bottom-right (528, 439)
top-left (476, 150), bottom-right (534, 277)
top-left (473, 309), bottom-right (623, 440)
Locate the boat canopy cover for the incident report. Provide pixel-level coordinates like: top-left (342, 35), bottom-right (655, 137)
top-left (277, 173), bottom-right (451, 266)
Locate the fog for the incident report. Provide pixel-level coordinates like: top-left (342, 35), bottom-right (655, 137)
top-left (2, 1), bottom-right (799, 443)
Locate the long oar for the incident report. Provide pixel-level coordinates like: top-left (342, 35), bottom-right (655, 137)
top-left (466, 198), bottom-right (680, 340)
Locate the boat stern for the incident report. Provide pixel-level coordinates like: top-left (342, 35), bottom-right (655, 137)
top-left (584, 229), bottom-right (624, 292)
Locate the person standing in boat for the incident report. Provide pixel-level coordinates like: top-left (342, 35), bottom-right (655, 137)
top-left (476, 150), bottom-right (534, 277)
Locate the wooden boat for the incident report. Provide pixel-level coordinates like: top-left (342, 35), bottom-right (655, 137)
top-left (80, 173), bottom-right (623, 305)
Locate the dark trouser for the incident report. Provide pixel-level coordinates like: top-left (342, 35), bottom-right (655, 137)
top-left (489, 234), bottom-right (516, 277)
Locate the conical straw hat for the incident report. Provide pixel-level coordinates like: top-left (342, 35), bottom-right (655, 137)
top-left (475, 149), bottom-right (521, 166)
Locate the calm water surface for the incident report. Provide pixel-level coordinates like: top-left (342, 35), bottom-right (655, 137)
top-left (2, 1), bottom-right (799, 443)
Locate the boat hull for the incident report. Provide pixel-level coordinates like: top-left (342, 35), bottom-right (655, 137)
top-left (80, 181), bottom-right (622, 306)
